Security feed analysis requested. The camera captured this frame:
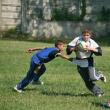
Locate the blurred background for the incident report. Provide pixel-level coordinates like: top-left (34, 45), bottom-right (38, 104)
top-left (0, 0), bottom-right (110, 44)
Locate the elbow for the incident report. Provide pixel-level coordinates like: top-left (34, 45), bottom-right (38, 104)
top-left (94, 47), bottom-right (102, 56)
top-left (66, 45), bottom-right (74, 55)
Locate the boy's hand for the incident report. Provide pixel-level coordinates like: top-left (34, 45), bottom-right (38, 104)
top-left (26, 48), bottom-right (33, 53)
top-left (68, 57), bottom-right (74, 62)
top-left (26, 47), bottom-right (44, 53)
top-left (85, 46), bottom-right (98, 52)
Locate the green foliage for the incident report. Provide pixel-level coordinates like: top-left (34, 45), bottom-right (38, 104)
top-left (98, 6), bottom-right (110, 21)
top-left (0, 28), bottom-right (31, 40)
top-left (51, 7), bottom-right (81, 21)
top-left (95, 36), bottom-right (110, 46)
top-left (51, 0), bottom-right (86, 21)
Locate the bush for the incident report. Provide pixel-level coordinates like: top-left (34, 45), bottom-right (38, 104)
top-left (0, 28), bottom-right (31, 40)
top-left (51, 7), bottom-right (81, 21)
top-left (98, 6), bottom-right (110, 21)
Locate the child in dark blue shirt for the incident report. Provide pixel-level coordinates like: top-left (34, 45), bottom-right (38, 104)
top-left (14, 40), bottom-right (73, 93)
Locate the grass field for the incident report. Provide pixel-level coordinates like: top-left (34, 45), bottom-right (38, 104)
top-left (0, 39), bottom-right (110, 110)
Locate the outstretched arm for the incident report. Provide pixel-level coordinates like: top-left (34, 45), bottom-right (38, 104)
top-left (57, 53), bottom-right (73, 61)
top-left (27, 47), bottom-right (44, 53)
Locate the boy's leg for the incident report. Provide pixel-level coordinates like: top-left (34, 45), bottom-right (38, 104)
top-left (88, 67), bottom-right (100, 81)
top-left (89, 67), bottom-right (106, 82)
top-left (15, 61), bottom-right (39, 90)
top-left (32, 64), bottom-right (46, 84)
top-left (77, 66), bottom-right (104, 96)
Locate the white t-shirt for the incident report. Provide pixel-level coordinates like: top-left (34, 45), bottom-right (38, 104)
top-left (68, 36), bottom-right (99, 59)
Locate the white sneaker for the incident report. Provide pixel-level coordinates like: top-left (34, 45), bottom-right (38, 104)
top-left (95, 92), bottom-right (104, 97)
top-left (14, 85), bottom-right (22, 93)
top-left (32, 80), bottom-right (44, 85)
top-left (100, 74), bottom-right (107, 83)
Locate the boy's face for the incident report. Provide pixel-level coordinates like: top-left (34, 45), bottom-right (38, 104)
top-left (57, 43), bottom-right (65, 51)
top-left (82, 32), bottom-right (91, 42)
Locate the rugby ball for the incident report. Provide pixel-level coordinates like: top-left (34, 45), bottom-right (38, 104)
top-left (77, 41), bottom-right (87, 50)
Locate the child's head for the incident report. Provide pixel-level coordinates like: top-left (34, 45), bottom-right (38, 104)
top-left (82, 29), bottom-right (91, 41)
top-left (55, 40), bottom-right (65, 51)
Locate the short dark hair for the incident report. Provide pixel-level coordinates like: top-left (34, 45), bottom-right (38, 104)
top-left (55, 40), bottom-right (64, 47)
top-left (82, 29), bottom-right (92, 35)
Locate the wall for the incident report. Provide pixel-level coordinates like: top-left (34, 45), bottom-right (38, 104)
top-left (29, 21), bottom-right (110, 38)
top-left (0, 0), bottom-right (21, 30)
top-left (0, 0), bottom-right (110, 38)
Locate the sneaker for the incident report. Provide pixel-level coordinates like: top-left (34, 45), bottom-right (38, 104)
top-left (100, 74), bottom-right (106, 83)
top-left (32, 80), bottom-right (44, 85)
top-left (14, 85), bottom-right (22, 93)
top-left (96, 93), bottom-right (102, 97)
top-left (94, 92), bottom-right (104, 97)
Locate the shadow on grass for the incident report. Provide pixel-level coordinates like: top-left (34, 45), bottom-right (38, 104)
top-left (11, 86), bottom-right (42, 93)
top-left (23, 86), bottom-right (43, 91)
top-left (41, 91), bottom-right (93, 97)
top-left (12, 87), bottom-right (93, 97)
top-left (91, 102), bottom-right (109, 109)
top-left (92, 102), bottom-right (103, 107)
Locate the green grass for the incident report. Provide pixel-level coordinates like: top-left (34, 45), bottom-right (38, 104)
top-left (0, 39), bottom-right (110, 110)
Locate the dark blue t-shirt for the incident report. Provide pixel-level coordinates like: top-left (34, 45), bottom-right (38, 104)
top-left (32, 47), bottom-right (60, 64)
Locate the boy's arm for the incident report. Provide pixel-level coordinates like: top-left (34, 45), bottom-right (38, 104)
top-left (86, 39), bottom-right (102, 56)
top-left (94, 47), bottom-right (102, 56)
top-left (27, 47), bottom-right (44, 53)
top-left (86, 46), bottom-right (102, 56)
top-left (66, 37), bottom-right (79, 55)
top-left (66, 45), bottom-right (77, 55)
top-left (57, 53), bottom-right (73, 61)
